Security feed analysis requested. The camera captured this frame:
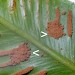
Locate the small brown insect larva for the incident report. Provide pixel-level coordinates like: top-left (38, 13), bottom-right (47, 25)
top-left (62, 11), bottom-right (66, 15)
top-left (67, 10), bottom-right (72, 37)
top-left (15, 66), bottom-right (34, 75)
top-left (35, 70), bottom-right (47, 75)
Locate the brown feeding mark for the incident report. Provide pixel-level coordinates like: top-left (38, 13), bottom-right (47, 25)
top-left (11, 0), bottom-right (16, 11)
top-left (13, 0), bottom-right (16, 10)
top-left (15, 66), bottom-right (34, 75)
top-left (46, 8), bottom-right (65, 39)
top-left (67, 10), bottom-right (72, 37)
top-left (0, 43), bottom-right (31, 68)
top-left (35, 70), bottom-right (47, 75)
top-left (56, 7), bottom-right (60, 20)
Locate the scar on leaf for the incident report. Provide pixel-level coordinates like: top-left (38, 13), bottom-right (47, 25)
top-left (0, 43), bottom-right (31, 68)
top-left (15, 66), bottom-right (47, 75)
top-left (46, 8), bottom-right (65, 39)
top-left (67, 10), bottom-right (72, 37)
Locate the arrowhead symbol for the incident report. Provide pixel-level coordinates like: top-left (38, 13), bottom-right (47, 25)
top-left (33, 50), bottom-right (39, 56)
top-left (41, 31), bottom-right (47, 37)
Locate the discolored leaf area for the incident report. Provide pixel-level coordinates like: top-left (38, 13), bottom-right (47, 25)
top-left (0, 0), bottom-right (75, 75)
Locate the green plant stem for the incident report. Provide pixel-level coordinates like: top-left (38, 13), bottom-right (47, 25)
top-left (0, 16), bottom-right (75, 71)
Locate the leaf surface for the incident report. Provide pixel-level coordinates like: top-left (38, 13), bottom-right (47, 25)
top-left (0, 0), bottom-right (75, 75)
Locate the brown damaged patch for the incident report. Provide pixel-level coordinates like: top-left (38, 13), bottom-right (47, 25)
top-left (35, 70), bottom-right (47, 75)
top-left (9, 0), bottom-right (16, 12)
top-left (12, 0), bottom-right (16, 11)
top-left (47, 8), bottom-right (65, 39)
top-left (15, 67), bottom-right (47, 75)
top-left (15, 66), bottom-right (34, 75)
top-left (67, 10), bottom-right (72, 37)
top-left (0, 43), bottom-right (31, 68)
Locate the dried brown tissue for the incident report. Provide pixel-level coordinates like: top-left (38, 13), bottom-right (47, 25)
top-left (46, 8), bottom-right (65, 39)
top-left (10, 0), bottom-right (16, 11)
top-left (15, 66), bottom-right (34, 75)
top-left (35, 70), bottom-right (47, 75)
top-left (67, 10), bottom-right (72, 37)
top-left (0, 43), bottom-right (31, 68)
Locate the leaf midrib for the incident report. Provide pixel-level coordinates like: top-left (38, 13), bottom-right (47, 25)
top-left (0, 16), bottom-right (75, 72)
